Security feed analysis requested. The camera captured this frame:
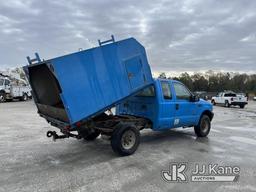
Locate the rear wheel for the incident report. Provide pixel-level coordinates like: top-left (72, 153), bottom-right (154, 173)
top-left (194, 115), bottom-right (211, 137)
top-left (239, 104), bottom-right (245, 109)
top-left (79, 128), bottom-right (101, 141)
top-left (111, 124), bottom-right (140, 156)
top-left (0, 92), bottom-right (6, 103)
top-left (211, 99), bottom-right (216, 105)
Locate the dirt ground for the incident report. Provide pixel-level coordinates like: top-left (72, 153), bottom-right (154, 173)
top-left (0, 100), bottom-right (256, 192)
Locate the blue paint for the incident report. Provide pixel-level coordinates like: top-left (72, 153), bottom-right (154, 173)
top-left (116, 79), bottom-right (213, 130)
top-left (25, 36), bottom-right (213, 132)
top-left (25, 37), bottom-right (153, 124)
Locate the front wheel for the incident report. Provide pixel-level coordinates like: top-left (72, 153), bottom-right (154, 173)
top-left (111, 125), bottom-right (140, 156)
top-left (194, 115), bottom-right (211, 137)
top-left (0, 92), bottom-right (6, 103)
top-left (211, 99), bottom-right (216, 105)
top-left (21, 93), bottom-right (28, 101)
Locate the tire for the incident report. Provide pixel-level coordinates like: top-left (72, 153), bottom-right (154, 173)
top-left (0, 92), bottom-right (6, 103)
top-left (211, 99), bottom-right (216, 105)
top-left (79, 128), bottom-right (100, 141)
top-left (111, 124), bottom-right (140, 156)
top-left (239, 105), bottom-right (245, 109)
top-left (224, 100), bottom-right (230, 107)
top-left (22, 93), bottom-right (28, 101)
top-left (194, 115), bottom-right (211, 137)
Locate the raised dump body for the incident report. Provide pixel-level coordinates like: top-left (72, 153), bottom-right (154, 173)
top-left (24, 37), bottom-right (153, 125)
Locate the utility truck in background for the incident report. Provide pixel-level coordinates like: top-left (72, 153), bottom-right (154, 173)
top-left (211, 91), bottom-right (248, 108)
top-left (0, 73), bottom-right (31, 102)
top-left (24, 36), bottom-right (214, 156)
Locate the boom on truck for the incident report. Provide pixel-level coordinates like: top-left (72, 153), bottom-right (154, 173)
top-left (24, 36), bottom-right (214, 156)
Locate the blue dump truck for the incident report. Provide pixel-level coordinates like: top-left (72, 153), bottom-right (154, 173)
top-left (24, 36), bottom-right (213, 156)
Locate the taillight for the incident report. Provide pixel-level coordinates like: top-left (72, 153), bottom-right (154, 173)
top-left (75, 122), bottom-right (82, 127)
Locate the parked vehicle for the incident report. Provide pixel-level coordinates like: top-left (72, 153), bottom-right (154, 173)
top-left (211, 91), bottom-right (248, 108)
top-left (194, 91), bottom-right (208, 100)
top-left (0, 74), bottom-right (31, 102)
top-left (24, 36), bottom-right (214, 156)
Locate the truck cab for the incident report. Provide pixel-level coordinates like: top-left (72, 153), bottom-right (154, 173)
top-left (117, 79), bottom-right (213, 131)
top-left (211, 91), bottom-right (248, 108)
top-left (0, 75), bottom-right (31, 102)
top-left (0, 77), bottom-right (10, 102)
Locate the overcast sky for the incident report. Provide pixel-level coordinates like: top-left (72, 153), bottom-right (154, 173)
top-left (0, 0), bottom-right (255, 74)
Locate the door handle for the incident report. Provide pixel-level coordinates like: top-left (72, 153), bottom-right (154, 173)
top-left (175, 104), bottom-right (179, 110)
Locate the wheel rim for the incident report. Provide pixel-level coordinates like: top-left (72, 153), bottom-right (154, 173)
top-left (24, 95), bottom-right (27, 100)
top-left (201, 119), bottom-right (209, 133)
top-left (121, 130), bottom-right (136, 150)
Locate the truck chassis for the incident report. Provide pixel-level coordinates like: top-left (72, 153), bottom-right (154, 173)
top-left (46, 113), bottom-right (152, 156)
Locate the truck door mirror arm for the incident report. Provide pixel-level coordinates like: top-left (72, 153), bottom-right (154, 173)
top-left (190, 95), bottom-right (199, 102)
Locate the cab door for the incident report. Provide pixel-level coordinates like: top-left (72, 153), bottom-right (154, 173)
top-left (172, 82), bottom-right (197, 127)
top-left (157, 81), bottom-right (176, 129)
top-left (215, 92), bottom-right (223, 104)
top-left (4, 79), bottom-right (11, 94)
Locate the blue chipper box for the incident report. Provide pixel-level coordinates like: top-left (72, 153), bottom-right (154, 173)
top-left (24, 37), bottom-right (154, 125)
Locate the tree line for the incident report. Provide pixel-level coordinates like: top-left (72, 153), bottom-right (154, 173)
top-left (158, 71), bottom-right (256, 93)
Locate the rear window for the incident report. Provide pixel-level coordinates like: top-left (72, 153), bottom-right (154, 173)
top-left (136, 85), bottom-right (155, 97)
top-left (4, 80), bottom-right (10, 86)
top-left (224, 93), bottom-right (236, 97)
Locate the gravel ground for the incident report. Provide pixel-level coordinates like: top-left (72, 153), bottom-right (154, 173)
top-left (0, 100), bottom-right (256, 192)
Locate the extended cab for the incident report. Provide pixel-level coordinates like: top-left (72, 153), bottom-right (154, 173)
top-left (117, 79), bottom-right (213, 132)
top-left (211, 91), bottom-right (248, 108)
top-left (25, 37), bottom-right (214, 156)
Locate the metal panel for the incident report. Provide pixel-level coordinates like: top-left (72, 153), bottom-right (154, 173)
top-left (26, 37), bottom-right (153, 124)
top-left (125, 56), bottom-right (146, 90)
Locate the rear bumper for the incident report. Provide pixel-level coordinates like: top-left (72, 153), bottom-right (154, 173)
top-left (230, 102), bottom-right (248, 106)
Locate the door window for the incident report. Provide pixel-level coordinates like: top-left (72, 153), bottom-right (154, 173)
top-left (173, 83), bottom-right (191, 100)
top-left (4, 80), bottom-right (10, 86)
top-left (161, 82), bottom-right (172, 99)
top-left (0, 79), bottom-right (4, 86)
top-left (224, 93), bottom-right (236, 97)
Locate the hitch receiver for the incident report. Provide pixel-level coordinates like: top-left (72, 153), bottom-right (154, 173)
top-left (46, 131), bottom-right (67, 141)
top-left (46, 131), bottom-right (82, 141)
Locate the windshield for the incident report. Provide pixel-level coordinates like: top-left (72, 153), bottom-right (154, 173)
top-left (0, 79), bottom-right (4, 86)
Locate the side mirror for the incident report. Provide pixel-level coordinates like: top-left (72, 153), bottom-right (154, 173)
top-left (190, 95), bottom-right (199, 102)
